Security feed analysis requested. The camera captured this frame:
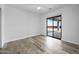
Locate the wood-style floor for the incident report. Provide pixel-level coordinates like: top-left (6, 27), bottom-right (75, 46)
top-left (0, 35), bottom-right (79, 54)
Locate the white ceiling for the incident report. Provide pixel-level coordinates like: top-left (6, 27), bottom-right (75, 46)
top-left (6, 4), bottom-right (69, 14)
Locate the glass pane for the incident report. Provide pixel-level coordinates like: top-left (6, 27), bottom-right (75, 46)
top-left (48, 28), bottom-right (52, 36)
top-left (53, 20), bottom-right (61, 38)
top-left (48, 19), bottom-right (52, 26)
top-left (47, 19), bottom-right (53, 36)
top-left (54, 20), bottom-right (57, 32)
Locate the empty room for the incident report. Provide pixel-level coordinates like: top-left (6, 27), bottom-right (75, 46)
top-left (0, 4), bottom-right (79, 54)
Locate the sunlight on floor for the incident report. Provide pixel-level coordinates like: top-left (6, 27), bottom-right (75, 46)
top-left (46, 37), bottom-right (57, 48)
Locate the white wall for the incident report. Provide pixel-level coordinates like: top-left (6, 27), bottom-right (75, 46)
top-left (3, 5), bottom-right (41, 44)
top-left (0, 8), bottom-right (1, 48)
top-left (0, 4), bottom-right (5, 48)
top-left (41, 5), bottom-right (79, 45)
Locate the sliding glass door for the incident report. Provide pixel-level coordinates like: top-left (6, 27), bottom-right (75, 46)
top-left (46, 15), bottom-right (62, 39)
